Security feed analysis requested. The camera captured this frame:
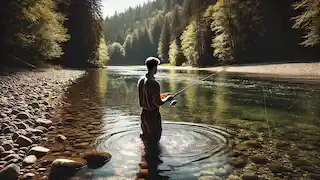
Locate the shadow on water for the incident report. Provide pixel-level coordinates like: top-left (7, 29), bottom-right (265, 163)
top-left (41, 68), bottom-right (320, 180)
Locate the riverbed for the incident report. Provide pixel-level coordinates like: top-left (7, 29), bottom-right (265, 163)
top-left (30, 66), bottom-right (319, 180)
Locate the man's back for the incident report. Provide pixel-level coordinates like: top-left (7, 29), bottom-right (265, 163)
top-left (138, 73), bottom-right (162, 110)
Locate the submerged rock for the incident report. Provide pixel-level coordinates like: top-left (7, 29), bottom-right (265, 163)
top-left (250, 155), bottom-right (269, 164)
top-left (241, 171), bottom-right (259, 180)
top-left (83, 151), bottom-right (112, 169)
top-left (228, 157), bottom-right (247, 168)
top-left (0, 164), bottom-right (20, 180)
top-left (268, 163), bottom-right (293, 173)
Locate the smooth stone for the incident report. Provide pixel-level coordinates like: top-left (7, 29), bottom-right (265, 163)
top-left (250, 155), bottom-right (269, 164)
top-left (48, 159), bottom-right (86, 180)
top-left (22, 173), bottom-right (35, 180)
top-left (35, 126), bottom-right (48, 133)
top-left (2, 142), bottom-right (14, 151)
top-left (15, 122), bottom-right (28, 130)
top-left (23, 155), bottom-right (37, 166)
top-left (244, 140), bottom-right (262, 149)
top-left (28, 129), bottom-right (43, 136)
top-left (16, 113), bottom-right (29, 120)
top-left (3, 154), bottom-right (20, 161)
top-left (35, 119), bottom-right (52, 128)
top-left (268, 163), bottom-right (293, 173)
top-left (2, 127), bottom-right (14, 133)
top-left (227, 175), bottom-right (242, 180)
top-left (241, 171), bottom-right (260, 180)
top-left (73, 142), bottom-right (90, 149)
top-left (29, 103), bottom-right (39, 109)
top-left (0, 164), bottom-right (20, 180)
top-left (28, 146), bottom-right (50, 158)
top-left (16, 135), bottom-right (33, 147)
top-left (12, 133), bottom-right (20, 141)
top-left (83, 151), bottom-right (112, 169)
top-left (56, 134), bottom-right (67, 142)
top-left (0, 146), bottom-right (4, 153)
top-left (38, 168), bottom-right (47, 172)
top-left (48, 126), bottom-right (55, 131)
top-left (0, 151), bottom-right (15, 158)
top-left (228, 157), bottom-right (247, 168)
top-left (4, 158), bottom-right (20, 167)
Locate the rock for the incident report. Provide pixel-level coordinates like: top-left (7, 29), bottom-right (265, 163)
top-left (22, 173), bottom-right (35, 180)
top-left (16, 135), bottom-right (33, 147)
top-left (29, 102), bottom-right (40, 109)
top-left (23, 155), bottom-right (37, 166)
top-left (38, 168), bottom-right (47, 172)
top-left (73, 142), bottom-right (90, 149)
top-left (250, 155), bottom-right (269, 164)
top-left (48, 159), bottom-right (86, 180)
top-left (244, 140), bottom-right (262, 149)
top-left (35, 126), bottom-right (48, 133)
top-left (35, 119), bottom-right (52, 128)
top-left (309, 173), bottom-right (320, 180)
top-left (83, 151), bottom-right (112, 169)
top-left (3, 154), bottom-right (20, 161)
top-left (15, 122), bottom-right (29, 130)
top-left (28, 128), bottom-right (43, 136)
top-left (199, 176), bottom-right (222, 180)
top-left (2, 127), bottom-right (14, 133)
top-left (16, 113), bottom-right (29, 120)
top-left (241, 171), bottom-right (259, 180)
top-left (0, 151), bottom-right (15, 158)
top-left (4, 159), bottom-right (20, 167)
top-left (48, 126), bottom-right (55, 131)
top-left (268, 163), bottom-right (293, 173)
top-left (56, 134), bottom-right (67, 142)
top-left (0, 146), bottom-right (5, 153)
top-left (228, 157), bottom-right (247, 168)
top-left (28, 146), bottom-right (50, 158)
top-left (2, 142), bottom-right (14, 151)
top-left (12, 133), bottom-right (20, 141)
top-left (0, 164), bottom-right (20, 180)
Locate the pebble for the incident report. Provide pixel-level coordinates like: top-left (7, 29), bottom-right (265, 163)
top-left (16, 113), bottom-right (29, 120)
top-left (23, 155), bottom-right (37, 166)
top-left (3, 154), bottom-right (21, 162)
top-left (35, 119), bottom-right (52, 128)
top-left (241, 171), bottom-right (260, 180)
top-left (228, 157), bottom-right (247, 168)
top-left (16, 135), bottom-right (33, 147)
top-left (28, 146), bottom-right (50, 158)
top-left (83, 151), bottom-right (112, 169)
top-left (250, 155), bottom-right (269, 164)
top-left (2, 142), bottom-right (14, 151)
top-left (0, 163), bottom-right (20, 180)
top-left (22, 172), bottom-right (35, 180)
top-left (56, 134), bottom-right (67, 142)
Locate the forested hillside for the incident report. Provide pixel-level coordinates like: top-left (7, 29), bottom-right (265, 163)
top-left (105, 0), bottom-right (320, 67)
top-left (0, 0), bottom-right (108, 68)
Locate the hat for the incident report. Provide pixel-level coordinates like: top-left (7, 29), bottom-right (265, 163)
top-left (145, 57), bottom-right (161, 65)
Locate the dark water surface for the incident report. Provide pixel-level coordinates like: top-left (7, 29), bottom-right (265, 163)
top-left (63, 67), bottom-right (320, 180)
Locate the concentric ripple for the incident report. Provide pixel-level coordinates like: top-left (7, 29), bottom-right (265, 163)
top-left (93, 116), bottom-right (231, 179)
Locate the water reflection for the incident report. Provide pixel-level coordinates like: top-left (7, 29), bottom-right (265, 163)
top-left (42, 67), bottom-right (320, 180)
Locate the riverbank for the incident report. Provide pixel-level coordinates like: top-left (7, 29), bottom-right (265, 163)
top-left (0, 69), bottom-right (85, 179)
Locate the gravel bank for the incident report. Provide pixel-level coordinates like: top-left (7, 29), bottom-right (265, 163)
top-left (0, 69), bottom-right (85, 179)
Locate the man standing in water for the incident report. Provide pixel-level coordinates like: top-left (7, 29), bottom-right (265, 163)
top-left (137, 57), bottom-right (173, 143)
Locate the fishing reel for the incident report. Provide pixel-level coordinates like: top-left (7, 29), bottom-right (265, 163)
top-left (161, 93), bottom-right (178, 106)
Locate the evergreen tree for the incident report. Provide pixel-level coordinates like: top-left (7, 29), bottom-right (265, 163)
top-left (181, 21), bottom-right (199, 66)
top-left (158, 18), bottom-right (171, 63)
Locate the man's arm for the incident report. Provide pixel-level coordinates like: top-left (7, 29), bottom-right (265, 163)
top-left (151, 81), bottom-right (173, 107)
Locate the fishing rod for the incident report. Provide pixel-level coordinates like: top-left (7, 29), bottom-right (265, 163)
top-left (163, 73), bottom-right (216, 106)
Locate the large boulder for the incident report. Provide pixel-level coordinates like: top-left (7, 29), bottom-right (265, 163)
top-left (83, 151), bottom-right (112, 169)
top-left (0, 164), bottom-right (20, 180)
top-left (28, 146), bottom-right (50, 158)
top-left (15, 136), bottom-right (33, 147)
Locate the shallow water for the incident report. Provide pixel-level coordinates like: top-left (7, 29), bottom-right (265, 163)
top-left (60, 67), bottom-right (320, 180)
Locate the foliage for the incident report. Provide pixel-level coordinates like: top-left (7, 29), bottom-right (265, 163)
top-left (158, 18), bottom-right (171, 63)
top-left (293, 0), bottom-right (320, 47)
top-left (109, 42), bottom-right (125, 64)
top-left (181, 21), bottom-right (199, 66)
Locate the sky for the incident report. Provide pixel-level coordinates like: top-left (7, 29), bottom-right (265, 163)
top-left (101, 0), bottom-right (151, 18)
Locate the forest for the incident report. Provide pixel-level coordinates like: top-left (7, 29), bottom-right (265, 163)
top-left (105, 0), bottom-right (320, 67)
top-left (0, 0), bottom-right (108, 68)
top-left (0, 0), bottom-right (319, 68)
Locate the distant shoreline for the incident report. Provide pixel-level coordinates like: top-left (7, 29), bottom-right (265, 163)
top-left (107, 62), bottom-right (320, 81)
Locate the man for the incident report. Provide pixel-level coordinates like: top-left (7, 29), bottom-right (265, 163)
top-left (137, 57), bottom-right (173, 143)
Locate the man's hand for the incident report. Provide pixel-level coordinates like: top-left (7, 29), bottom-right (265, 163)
top-left (163, 95), bottom-right (174, 103)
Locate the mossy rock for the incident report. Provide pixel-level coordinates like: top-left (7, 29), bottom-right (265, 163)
top-left (268, 163), bottom-right (293, 174)
top-left (228, 157), bottom-right (247, 168)
top-left (241, 171), bottom-right (260, 180)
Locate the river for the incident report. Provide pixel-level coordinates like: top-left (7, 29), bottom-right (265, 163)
top-left (48, 67), bottom-right (320, 180)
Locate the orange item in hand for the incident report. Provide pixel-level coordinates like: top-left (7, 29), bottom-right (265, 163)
top-left (160, 93), bottom-right (171, 100)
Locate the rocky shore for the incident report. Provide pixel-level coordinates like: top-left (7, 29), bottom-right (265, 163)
top-left (0, 69), bottom-right (85, 179)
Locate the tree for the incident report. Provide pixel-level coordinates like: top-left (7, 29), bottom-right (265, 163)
top-left (109, 42), bottom-right (125, 64)
top-left (293, 0), bottom-right (320, 47)
top-left (158, 18), bottom-right (171, 63)
top-left (181, 21), bottom-right (199, 66)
